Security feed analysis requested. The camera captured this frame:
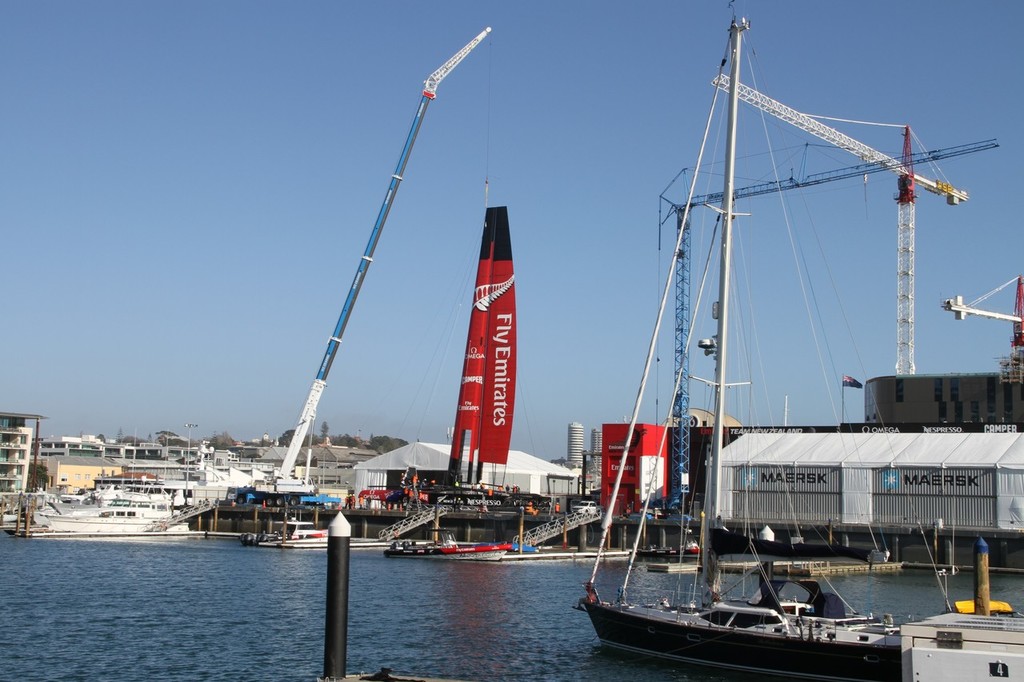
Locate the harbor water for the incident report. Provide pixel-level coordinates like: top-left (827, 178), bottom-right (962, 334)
top-left (3, 532), bottom-right (1022, 682)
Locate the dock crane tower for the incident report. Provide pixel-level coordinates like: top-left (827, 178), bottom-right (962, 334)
top-left (943, 276), bottom-right (1024, 383)
top-left (714, 74), bottom-right (978, 376)
top-left (665, 132), bottom-right (994, 509)
top-left (267, 28), bottom-right (491, 499)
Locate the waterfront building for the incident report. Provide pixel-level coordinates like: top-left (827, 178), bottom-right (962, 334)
top-left (43, 455), bottom-right (123, 492)
top-left (866, 373), bottom-right (1024, 424)
top-left (0, 412), bottom-right (44, 493)
top-left (39, 435), bottom-right (183, 461)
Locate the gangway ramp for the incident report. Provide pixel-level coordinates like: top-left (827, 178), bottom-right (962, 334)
top-left (518, 507), bottom-right (601, 547)
top-left (144, 500), bottom-right (214, 532)
top-left (378, 507), bottom-right (449, 540)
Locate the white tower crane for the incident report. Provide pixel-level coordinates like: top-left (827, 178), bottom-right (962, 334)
top-left (714, 75), bottom-right (973, 376)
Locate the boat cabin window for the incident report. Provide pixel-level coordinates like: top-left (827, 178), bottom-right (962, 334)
top-left (704, 610), bottom-right (784, 628)
top-left (707, 611), bottom-right (734, 626)
top-left (731, 612), bottom-right (784, 629)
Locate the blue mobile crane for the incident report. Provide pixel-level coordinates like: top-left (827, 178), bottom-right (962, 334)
top-left (235, 28), bottom-right (491, 507)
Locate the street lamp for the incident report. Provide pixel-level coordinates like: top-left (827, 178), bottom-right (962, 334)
top-left (184, 422), bottom-right (197, 507)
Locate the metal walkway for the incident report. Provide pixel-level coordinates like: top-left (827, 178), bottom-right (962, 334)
top-left (377, 507), bottom-right (449, 540)
top-left (517, 507), bottom-right (601, 547)
top-left (143, 500), bottom-right (214, 532)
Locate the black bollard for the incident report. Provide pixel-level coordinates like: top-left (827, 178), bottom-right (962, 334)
top-left (323, 513), bottom-right (352, 681)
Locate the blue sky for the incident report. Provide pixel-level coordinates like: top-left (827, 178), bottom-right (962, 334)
top-left (3, 1), bottom-right (1021, 460)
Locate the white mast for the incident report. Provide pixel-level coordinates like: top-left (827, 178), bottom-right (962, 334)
top-left (703, 17), bottom-right (748, 600)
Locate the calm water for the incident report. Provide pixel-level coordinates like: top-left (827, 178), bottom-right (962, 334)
top-left (2, 532), bottom-right (1022, 682)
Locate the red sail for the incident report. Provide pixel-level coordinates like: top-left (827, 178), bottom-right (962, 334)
top-left (448, 206), bottom-right (516, 483)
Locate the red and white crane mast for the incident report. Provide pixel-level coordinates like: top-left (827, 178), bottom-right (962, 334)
top-left (713, 75), bottom-right (974, 376)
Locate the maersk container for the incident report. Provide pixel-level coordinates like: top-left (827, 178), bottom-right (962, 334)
top-left (727, 490), bottom-right (841, 525)
top-left (730, 464), bottom-right (842, 494)
top-left (874, 467), bottom-right (995, 497)
top-left (871, 492), bottom-right (995, 528)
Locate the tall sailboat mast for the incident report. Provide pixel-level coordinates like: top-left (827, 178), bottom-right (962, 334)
top-left (703, 17), bottom-right (747, 599)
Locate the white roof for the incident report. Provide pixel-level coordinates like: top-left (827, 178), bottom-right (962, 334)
top-left (721, 432), bottom-right (1024, 469)
top-left (353, 442), bottom-right (572, 477)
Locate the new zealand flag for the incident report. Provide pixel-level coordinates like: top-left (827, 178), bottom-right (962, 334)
top-left (842, 375), bottom-right (863, 389)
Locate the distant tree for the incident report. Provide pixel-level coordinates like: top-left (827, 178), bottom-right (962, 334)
top-left (334, 433), bottom-right (360, 447)
top-left (28, 463), bottom-right (48, 491)
top-left (210, 431), bottom-right (235, 449)
top-left (116, 428), bottom-right (125, 443)
top-left (97, 433), bottom-right (106, 442)
top-left (156, 430), bottom-right (183, 446)
top-left (368, 435), bottom-right (408, 454)
top-left (320, 421), bottom-right (330, 444)
top-left (279, 429), bottom-right (296, 446)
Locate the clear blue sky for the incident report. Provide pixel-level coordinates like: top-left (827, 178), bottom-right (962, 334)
top-left (4, 1), bottom-right (1021, 459)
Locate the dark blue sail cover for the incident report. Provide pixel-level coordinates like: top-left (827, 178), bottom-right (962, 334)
top-left (749, 579), bottom-right (848, 618)
top-left (711, 528), bottom-right (874, 563)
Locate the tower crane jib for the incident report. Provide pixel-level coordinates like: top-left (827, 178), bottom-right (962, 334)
top-left (712, 74), bottom-right (976, 376)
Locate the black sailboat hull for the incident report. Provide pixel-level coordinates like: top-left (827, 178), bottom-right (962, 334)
top-left (579, 600), bottom-right (901, 682)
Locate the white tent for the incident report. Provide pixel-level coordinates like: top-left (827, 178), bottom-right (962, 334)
top-left (718, 431), bottom-right (1024, 529)
top-left (353, 442), bottom-right (575, 496)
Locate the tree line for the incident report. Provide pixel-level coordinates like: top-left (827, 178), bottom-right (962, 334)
top-left (104, 423), bottom-right (408, 454)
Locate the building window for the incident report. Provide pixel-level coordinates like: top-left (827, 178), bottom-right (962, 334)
top-left (971, 401), bottom-right (980, 422)
top-left (934, 378), bottom-right (943, 403)
top-left (895, 379), bottom-right (904, 403)
top-left (1006, 383), bottom-right (1015, 422)
top-left (938, 401), bottom-right (947, 422)
top-left (988, 377), bottom-right (997, 422)
top-left (951, 378), bottom-right (960, 402)
top-left (955, 402), bottom-right (964, 422)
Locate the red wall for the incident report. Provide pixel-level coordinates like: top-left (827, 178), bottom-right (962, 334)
top-left (600, 423), bottom-right (668, 515)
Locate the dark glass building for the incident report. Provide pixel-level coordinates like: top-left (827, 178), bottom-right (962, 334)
top-left (865, 373), bottom-right (1024, 424)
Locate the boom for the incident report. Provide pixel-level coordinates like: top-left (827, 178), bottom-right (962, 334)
top-left (713, 74), bottom-right (985, 375)
top-left (276, 27), bottom-right (491, 493)
top-left (713, 75), bottom-right (969, 204)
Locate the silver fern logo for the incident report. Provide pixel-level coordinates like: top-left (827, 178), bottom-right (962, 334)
top-left (474, 275), bottom-right (515, 311)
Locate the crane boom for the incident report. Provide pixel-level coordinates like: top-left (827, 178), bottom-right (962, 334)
top-left (275, 28), bottom-right (491, 493)
top-left (713, 75), bottom-right (969, 204)
top-left (943, 276), bottom-right (1024, 384)
top-left (680, 140), bottom-right (997, 209)
top-left (712, 74), bottom-right (983, 375)
top-left (943, 296), bottom-right (1021, 323)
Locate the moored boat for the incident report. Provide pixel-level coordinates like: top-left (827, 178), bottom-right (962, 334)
top-left (240, 519), bottom-right (329, 548)
top-left (39, 490), bottom-right (187, 534)
top-left (384, 532), bottom-right (511, 561)
top-left (577, 19), bottom-right (905, 681)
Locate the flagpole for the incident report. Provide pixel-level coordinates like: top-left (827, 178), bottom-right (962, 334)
top-left (841, 381), bottom-right (845, 425)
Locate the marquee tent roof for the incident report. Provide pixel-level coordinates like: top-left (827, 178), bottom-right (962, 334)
top-left (722, 432), bottom-right (1024, 468)
top-left (353, 442), bottom-right (573, 478)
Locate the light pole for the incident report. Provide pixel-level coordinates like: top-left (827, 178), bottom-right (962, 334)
top-left (184, 423), bottom-right (197, 506)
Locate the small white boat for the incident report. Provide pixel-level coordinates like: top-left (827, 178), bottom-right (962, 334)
top-left (240, 519), bottom-right (329, 549)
